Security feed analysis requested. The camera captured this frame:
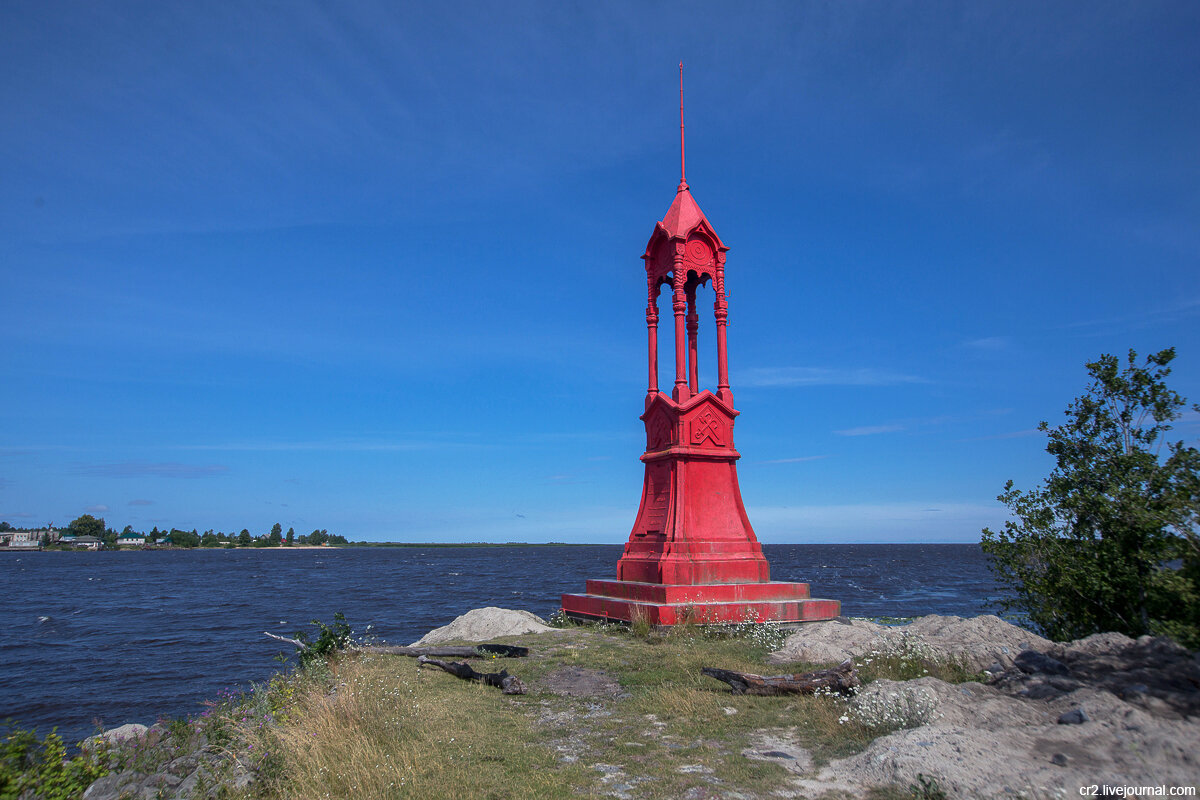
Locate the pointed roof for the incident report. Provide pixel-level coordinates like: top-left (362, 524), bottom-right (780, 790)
top-left (659, 182), bottom-right (708, 240)
top-left (646, 180), bottom-right (726, 255)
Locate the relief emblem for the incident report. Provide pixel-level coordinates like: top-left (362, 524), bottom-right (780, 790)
top-left (692, 408), bottom-right (724, 446)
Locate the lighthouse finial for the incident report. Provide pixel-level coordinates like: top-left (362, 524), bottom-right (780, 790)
top-left (678, 62), bottom-right (687, 191)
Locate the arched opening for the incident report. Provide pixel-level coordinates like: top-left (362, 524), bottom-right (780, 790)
top-left (651, 275), bottom-right (671, 395)
top-left (688, 271), bottom-right (718, 394)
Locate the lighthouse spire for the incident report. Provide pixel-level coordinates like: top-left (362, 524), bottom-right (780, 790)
top-left (678, 62), bottom-right (687, 191)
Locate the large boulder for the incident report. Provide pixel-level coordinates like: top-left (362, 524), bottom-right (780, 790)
top-left (770, 614), bottom-right (1051, 672)
top-left (411, 607), bottom-right (552, 646)
top-left (792, 678), bottom-right (1200, 799)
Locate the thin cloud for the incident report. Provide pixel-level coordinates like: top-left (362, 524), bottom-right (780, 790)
top-left (960, 337), bottom-right (1010, 351)
top-left (128, 498), bottom-right (155, 506)
top-left (1, 511), bottom-right (38, 519)
top-left (178, 439), bottom-right (441, 452)
top-left (958, 429), bottom-right (1041, 442)
top-left (738, 367), bottom-right (927, 388)
top-left (759, 455), bottom-right (829, 464)
top-left (85, 504), bottom-right (110, 513)
top-left (834, 425), bottom-right (905, 437)
top-left (75, 462), bottom-right (229, 479)
top-left (1060, 298), bottom-right (1200, 332)
top-left (748, 502), bottom-right (1006, 543)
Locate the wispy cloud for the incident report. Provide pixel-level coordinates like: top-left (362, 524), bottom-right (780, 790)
top-left (75, 462), bottom-right (229, 479)
top-left (177, 438), bottom-right (442, 452)
top-left (759, 455), bottom-right (829, 464)
top-left (835, 409), bottom-right (1012, 439)
top-left (957, 428), bottom-right (1041, 442)
top-left (128, 498), bottom-right (155, 506)
top-left (85, 504), bottom-right (110, 513)
top-left (960, 336), bottom-right (1010, 351)
top-left (0, 511), bottom-right (38, 519)
top-left (748, 502), bottom-right (1006, 543)
top-left (737, 367), bottom-right (927, 388)
top-left (834, 425), bottom-right (905, 437)
top-left (1060, 298), bottom-right (1200, 333)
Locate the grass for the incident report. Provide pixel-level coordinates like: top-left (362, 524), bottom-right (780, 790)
top-left (214, 617), bottom-right (980, 799)
top-left (83, 616), bottom-right (984, 799)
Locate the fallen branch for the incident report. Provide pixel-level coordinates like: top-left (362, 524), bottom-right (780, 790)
top-left (701, 659), bottom-right (860, 696)
top-left (361, 644), bottom-right (529, 659)
top-left (417, 655), bottom-right (528, 694)
top-left (264, 631), bottom-right (305, 649)
top-left (263, 633), bottom-right (528, 660)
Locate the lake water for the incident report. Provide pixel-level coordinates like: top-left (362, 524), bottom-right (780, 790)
top-left (0, 543), bottom-right (1006, 744)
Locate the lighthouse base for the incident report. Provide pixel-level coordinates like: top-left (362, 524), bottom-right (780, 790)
top-left (561, 578), bottom-right (840, 626)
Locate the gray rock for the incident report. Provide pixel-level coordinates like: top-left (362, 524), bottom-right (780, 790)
top-left (81, 722), bottom-right (149, 754)
top-left (1020, 681), bottom-right (1066, 700)
top-left (412, 607), bottom-right (552, 645)
top-left (83, 774), bottom-right (128, 800)
top-left (1051, 753), bottom-right (1069, 766)
top-left (1014, 649), bottom-right (1070, 675)
top-left (1057, 707), bottom-right (1090, 725)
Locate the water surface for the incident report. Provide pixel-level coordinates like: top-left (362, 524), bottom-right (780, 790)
top-left (0, 543), bottom-right (1004, 743)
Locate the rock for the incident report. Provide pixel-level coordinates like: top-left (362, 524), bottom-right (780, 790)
top-left (83, 774), bottom-right (128, 800)
top-left (770, 614), bottom-right (1052, 672)
top-left (1014, 650), bottom-right (1069, 675)
top-left (81, 723), bottom-right (149, 753)
top-left (791, 680), bottom-right (1199, 799)
top-left (1058, 707), bottom-right (1089, 725)
top-left (1050, 634), bottom-right (1200, 719)
top-left (411, 606), bottom-right (553, 646)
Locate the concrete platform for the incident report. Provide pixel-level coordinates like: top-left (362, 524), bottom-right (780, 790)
top-left (562, 579), bottom-right (840, 626)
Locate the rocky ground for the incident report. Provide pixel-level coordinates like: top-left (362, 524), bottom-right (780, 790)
top-left (81, 610), bottom-right (1200, 799)
top-left (770, 615), bottom-right (1200, 798)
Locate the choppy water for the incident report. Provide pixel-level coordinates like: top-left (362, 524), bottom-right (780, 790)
top-left (0, 543), bottom-right (1005, 743)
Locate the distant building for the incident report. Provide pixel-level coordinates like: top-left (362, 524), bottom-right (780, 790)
top-left (0, 529), bottom-right (56, 548)
top-left (67, 535), bottom-right (102, 550)
top-left (117, 532), bottom-right (146, 547)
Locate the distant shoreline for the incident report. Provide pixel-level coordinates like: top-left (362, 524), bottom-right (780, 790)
top-left (2, 541), bottom-right (598, 553)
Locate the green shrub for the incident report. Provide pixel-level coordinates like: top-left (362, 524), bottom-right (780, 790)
top-left (0, 723), bottom-right (106, 800)
top-left (294, 612), bottom-right (354, 668)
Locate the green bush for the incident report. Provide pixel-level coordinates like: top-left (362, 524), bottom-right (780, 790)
top-left (0, 723), bottom-right (106, 800)
top-left (293, 613), bottom-right (355, 668)
top-left (983, 348), bottom-right (1200, 646)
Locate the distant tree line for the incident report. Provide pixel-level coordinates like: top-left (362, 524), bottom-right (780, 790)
top-left (4, 515), bottom-right (350, 549)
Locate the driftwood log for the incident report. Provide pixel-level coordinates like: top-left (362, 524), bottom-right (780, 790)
top-left (262, 633), bottom-right (528, 660)
top-left (417, 655), bottom-right (528, 694)
top-left (363, 644), bottom-right (529, 659)
top-left (701, 659), bottom-right (861, 696)
top-left (264, 631), bottom-right (306, 648)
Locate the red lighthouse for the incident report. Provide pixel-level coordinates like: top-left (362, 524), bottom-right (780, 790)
top-left (561, 69), bottom-right (840, 626)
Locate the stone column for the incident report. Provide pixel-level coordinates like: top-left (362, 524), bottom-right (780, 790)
top-left (646, 274), bottom-right (659, 401)
top-left (672, 244), bottom-right (689, 402)
top-left (714, 253), bottom-right (732, 404)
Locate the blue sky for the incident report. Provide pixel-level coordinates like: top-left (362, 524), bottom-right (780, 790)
top-left (2, 1), bottom-right (1198, 543)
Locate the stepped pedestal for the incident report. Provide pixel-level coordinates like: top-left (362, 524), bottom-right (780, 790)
top-left (562, 578), bottom-right (840, 626)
